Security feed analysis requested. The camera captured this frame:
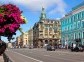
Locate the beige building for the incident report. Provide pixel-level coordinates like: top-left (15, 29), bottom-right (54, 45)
top-left (16, 36), bottom-right (20, 46)
top-left (21, 32), bottom-right (29, 47)
top-left (16, 32), bottom-right (29, 48)
top-left (16, 36), bottom-right (22, 48)
top-left (28, 28), bottom-right (33, 47)
top-left (33, 7), bottom-right (61, 48)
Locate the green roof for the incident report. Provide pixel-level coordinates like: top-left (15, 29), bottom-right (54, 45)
top-left (40, 7), bottom-right (46, 20)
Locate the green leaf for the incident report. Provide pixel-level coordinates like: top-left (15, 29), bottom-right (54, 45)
top-left (0, 8), bottom-right (4, 13)
top-left (18, 28), bottom-right (24, 34)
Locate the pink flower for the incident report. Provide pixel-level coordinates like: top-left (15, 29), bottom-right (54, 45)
top-left (0, 4), bottom-right (25, 40)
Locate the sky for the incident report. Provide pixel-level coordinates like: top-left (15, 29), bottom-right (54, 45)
top-left (0, 0), bottom-right (84, 42)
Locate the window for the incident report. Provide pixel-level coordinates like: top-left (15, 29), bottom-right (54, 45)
top-left (79, 12), bottom-right (81, 19)
top-left (82, 21), bottom-right (84, 28)
top-left (76, 14), bottom-right (78, 20)
top-left (82, 11), bottom-right (83, 19)
top-left (69, 17), bottom-right (71, 23)
top-left (72, 15), bottom-right (74, 21)
top-left (80, 12), bottom-right (82, 19)
top-left (67, 18), bottom-right (69, 24)
top-left (83, 32), bottom-right (84, 39)
top-left (68, 26), bottom-right (69, 30)
top-left (45, 25), bottom-right (48, 28)
top-left (51, 21), bottom-right (53, 23)
top-left (74, 15), bottom-right (75, 21)
top-left (71, 16), bottom-right (73, 23)
top-left (78, 21), bottom-right (80, 28)
top-left (78, 13), bottom-right (80, 20)
top-left (83, 11), bottom-right (84, 19)
top-left (74, 23), bottom-right (76, 29)
top-left (74, 33), bottom-right (76, 39)
top-left (49, 27), bottom-right (52, 31)
top-left (82, 11), bottom-right (84, 18)
top-left (70, 25), bottom-right (72, 30)
top-left (78, 33), bottom-right (80, 38)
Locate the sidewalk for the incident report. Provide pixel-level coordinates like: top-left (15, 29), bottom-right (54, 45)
top-left (0, 55), bottom-right (4, 62)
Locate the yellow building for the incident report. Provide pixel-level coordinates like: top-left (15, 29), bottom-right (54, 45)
top-left (16, 32), bottom-right (29, 48)
top-left (21, 32), bottom-right (29, 47)
top-left (33, 7), bottom-right (61, 48)
top-left (16, 36), bottom-right (23, 48)
top-left (28, 28), bottom-right (33, 48)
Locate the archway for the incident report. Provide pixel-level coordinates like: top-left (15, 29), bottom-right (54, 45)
top-left (45, 40), bottom-right (48, 44)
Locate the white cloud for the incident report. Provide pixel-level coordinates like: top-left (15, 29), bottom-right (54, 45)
top-left (48, 0), bottom-right (67, 16)
top-left (1, 0), bottom-right (67, 16)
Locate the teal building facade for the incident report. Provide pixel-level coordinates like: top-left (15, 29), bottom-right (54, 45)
top-left (61, 2), bottom-right (84, 47)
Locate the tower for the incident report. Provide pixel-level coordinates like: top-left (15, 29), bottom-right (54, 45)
top-left (40, 7), bottom-right (46, 21)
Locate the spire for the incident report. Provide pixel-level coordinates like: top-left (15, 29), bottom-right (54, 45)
top-left (40, 7), bottom-right (46, 20)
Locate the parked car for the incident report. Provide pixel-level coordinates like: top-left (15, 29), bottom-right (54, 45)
top-left (46, 45), bottom-right (55, 51)
top-left (78, 47), bottom-right (84, 52)
top-left (71, 46), bottom-right (84, 52)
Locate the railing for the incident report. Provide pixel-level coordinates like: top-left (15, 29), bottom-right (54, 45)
top-left (3, 53), bottom-right (12, 62)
